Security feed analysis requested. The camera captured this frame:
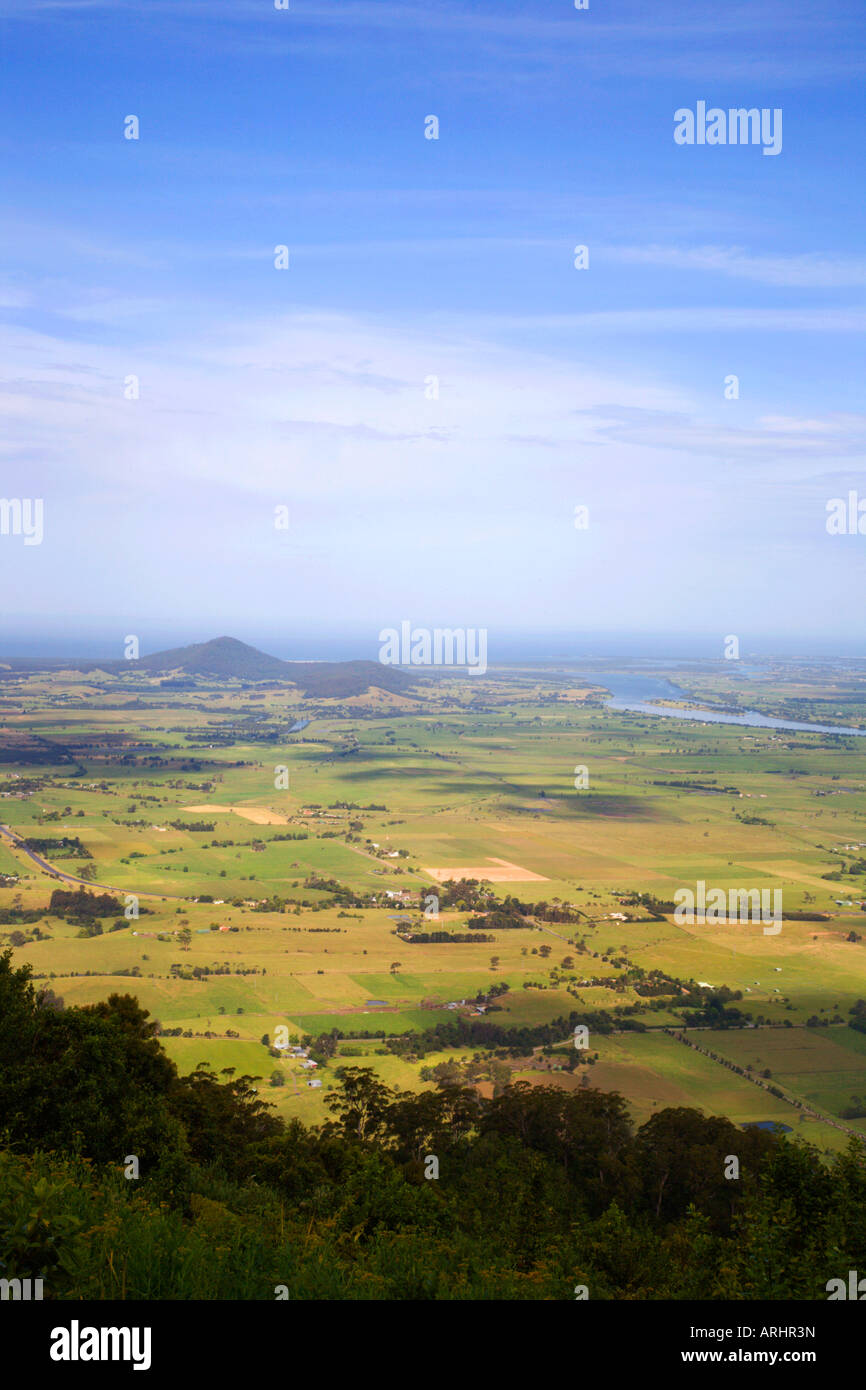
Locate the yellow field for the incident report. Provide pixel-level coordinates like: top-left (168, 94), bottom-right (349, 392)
top-left (182, 805), bottom-right (289, 824)
top-left (423, 857), bottom-right (549, 882)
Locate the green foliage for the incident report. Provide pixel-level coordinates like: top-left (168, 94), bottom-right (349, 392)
top-left (3, 950), bottom-right (866, 1301)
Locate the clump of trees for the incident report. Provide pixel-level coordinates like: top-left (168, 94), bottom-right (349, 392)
top-left (48, 888), bottom-right (123, 920)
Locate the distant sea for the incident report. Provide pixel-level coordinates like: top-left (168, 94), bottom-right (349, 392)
top-left (2, 628), bottom-right (866, 664)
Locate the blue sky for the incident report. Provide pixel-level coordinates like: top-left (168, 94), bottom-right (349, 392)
top-left (1, 0), bottom-right (865, 659)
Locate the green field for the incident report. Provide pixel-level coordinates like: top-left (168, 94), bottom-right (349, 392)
top-left (5, 656), bottom-right (866, 1153)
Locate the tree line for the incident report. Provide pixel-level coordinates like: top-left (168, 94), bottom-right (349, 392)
top-left (2, 948), bottom-right (865, 1301)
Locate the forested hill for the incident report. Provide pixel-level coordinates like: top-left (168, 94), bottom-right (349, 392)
top-left (1, 948), bottom-right (864, 1301)
top-left (136, 636), bottom-right (414, 696)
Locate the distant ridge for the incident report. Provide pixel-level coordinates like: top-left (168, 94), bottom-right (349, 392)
top-left (0, 636), bottom-right (415, 698)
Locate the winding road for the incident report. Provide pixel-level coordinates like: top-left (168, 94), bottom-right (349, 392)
top-left (0, 823), bottom-right (183, 902)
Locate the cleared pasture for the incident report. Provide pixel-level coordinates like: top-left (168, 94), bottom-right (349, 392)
top-left (3, 661), bottom-right (866, 1140)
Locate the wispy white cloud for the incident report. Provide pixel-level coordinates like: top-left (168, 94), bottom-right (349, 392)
top-left (606, 245), bottom-right (866, 288)
top-left (572, 404), bottom-right (866, 463)
top-left (3, 0), bottom-right (861, 87)
top-left (0, 302), bottom-right (861, 635)
top-left (482, 307), bottom-right (866, 333)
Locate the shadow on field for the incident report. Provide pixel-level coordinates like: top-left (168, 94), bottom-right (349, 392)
top-left (327, 765), bottom-right (517, 791)
top-left (507, 793), bottom-right (668, 821)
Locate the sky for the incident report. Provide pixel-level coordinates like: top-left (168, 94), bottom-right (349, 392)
top-left (1, 0), bottom-right (865, 661)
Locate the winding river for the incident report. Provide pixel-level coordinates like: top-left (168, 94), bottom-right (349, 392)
top-left (594, 673), bottom-right (866, 738)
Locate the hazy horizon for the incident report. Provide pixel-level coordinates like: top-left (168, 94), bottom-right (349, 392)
top-left (3, 627), bottom-right (866, 666)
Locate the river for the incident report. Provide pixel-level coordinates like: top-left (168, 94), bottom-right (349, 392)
top-left (591, 673), bottom-right (866, 737)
